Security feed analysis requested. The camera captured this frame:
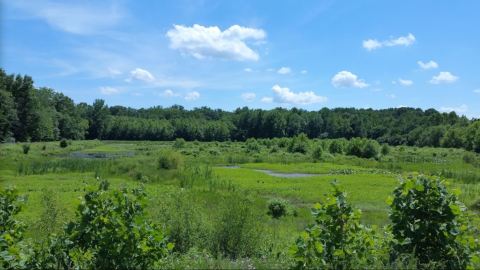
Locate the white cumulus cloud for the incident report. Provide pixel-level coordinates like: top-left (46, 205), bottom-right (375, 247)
top-left (166, 24), bottom-right (266, 61)
top-left (241, 92), bottom-right (256, 101)
top-left (277, 67), bottom-right (291, 75)
top-left (99, 86), bottom-right (120, 95)
top-left (301, 70), bottom-right (308, 74)
top-left (271, 85), bottom-right (327, 105)
top-left (474, 89), bottom-right (480, 94)
top-left (363, 33), bottom-right (415, 51)
top-left (331, 71), bottom-right (368, 88)
top-left (417, 60), bottom-right (438, 70)
top-left (128, 68), bottom-right (155, 82)
top-left (440, 104), bottom-right (468, 114)
top-left (398, 79), bottom-right (413, 86)
top-left (244, 68), bottom-right (253, 72)
top-left (430, 71), bottom-right (458, 84)
top-left (184, 91), bottom-right (200, 101)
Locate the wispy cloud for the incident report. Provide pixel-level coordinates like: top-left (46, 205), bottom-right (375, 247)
top-left (241, 92), bottom-right (256, 101)
top-left (417, 60), bottom-right (438, 70)
top-left (277, 67), bottom-right (291, 75)
top-left (184, 91), bottom-right (200, 101)
top-left (440, 104), bottom-right (468, 114)
top-left (261, 97), bottom-right (273, 103)
top-left (10, 0), bottom-right (124, 35)
top-left (99, 86), bottom-right (121, 95)
top-left (397, 78), bottom-right (413, 86)
top-left (162, 89), bottom-right (180, 97)
top-left (363, 33), bottom-right (416, 51)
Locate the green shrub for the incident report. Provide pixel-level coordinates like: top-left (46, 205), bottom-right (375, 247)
top-left (291, 182), bottom-right (379, 269)
top-left (0, 187), bottom-right (30, 269)
top-left (388, 176), bottom-right (471, 269)
top-left (39, 180), bottom-right (172, 269)
top-left (173, 138), bottom-right (186, 148)
top-left (363, 140), bottom-right (380, 159)
top-left (328, 140), bottom-right (344, 154)
top-left (158, 192), bottom-right (210, 254)
top-left (212, 194), bottom-right (263, 259)
top-left (245, 138), bottom-right (260, 153)
top-left (158, 150), bottom-right (184, 170)
top-left (311, 145), bottom-right (323, 161)
top-left (59, 139), bottom-right (68, 148)
top-left (347, 138), bottom-right (363, 157)
top-left (288, 133), bottom-right (309, 154)
top-left (267, 198), bottom-right (288, 219)
top-left (463, 152), bottom-right (476, 165)
top-left (22, 144), bottom-right (30, 154)
top-left (381, 144), bottom-right (390, 156)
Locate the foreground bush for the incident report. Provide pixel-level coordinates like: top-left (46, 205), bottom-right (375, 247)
top-left (291, 182), bottom-right (379, 269)
top-left (34, 180), bottom-right (172, 269)
top-left (388, 176), bottom-right (472, 269)
top-left (0, 187), bottom-right (30, 269)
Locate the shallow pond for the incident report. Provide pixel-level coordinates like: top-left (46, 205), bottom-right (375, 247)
top-left (220, 165), bottom-right (320, 178)
top-left (253, 169), bottom-right (320, 178)
top-left (69, 151), bottom-right (135, 159)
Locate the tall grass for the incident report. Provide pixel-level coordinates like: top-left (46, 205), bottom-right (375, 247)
top-left (179, 165), bottom-right (235, 192)
top-left (17, 158), bottom-right (116, 175)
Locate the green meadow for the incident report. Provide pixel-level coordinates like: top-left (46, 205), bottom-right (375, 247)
top-left (1, 139), bottom-right (480, 268)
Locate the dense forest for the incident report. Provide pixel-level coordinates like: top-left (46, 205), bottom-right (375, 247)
top-left (1, 69), bottom-right (479, 152)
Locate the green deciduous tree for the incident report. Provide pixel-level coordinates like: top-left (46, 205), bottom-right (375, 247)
top-left (87, 99), bottom-right (110, 139)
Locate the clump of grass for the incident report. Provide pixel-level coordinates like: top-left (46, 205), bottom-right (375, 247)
top-left (17, 158), bottom-right (115, 175)
top-left (173, 138), bottom-right (186, 149)
top-left (60, 138), bottom-right (68, 148)
top-left (22, 144), bottom-right (30, 154)
top-left (158, 150), bottom-right (184, 170)
top-left (267, 198), bottom-right (289, 219)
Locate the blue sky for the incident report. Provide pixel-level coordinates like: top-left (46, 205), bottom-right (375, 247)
top-left (2, 0), bottom-right (480, 117)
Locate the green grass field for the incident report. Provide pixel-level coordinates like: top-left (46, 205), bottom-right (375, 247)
top-left (1, 139), bottom-right (479, 268)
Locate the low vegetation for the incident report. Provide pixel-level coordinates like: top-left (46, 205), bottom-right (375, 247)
top-left (1, 138), bottom-right (479, 269)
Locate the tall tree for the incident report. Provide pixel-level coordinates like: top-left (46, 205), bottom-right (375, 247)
top-left (10, 75), bottom-right (40, 141)
top-left (87, 99), bottom-right (111, 139)
top-left (0, 90), bottom-right (17, 141)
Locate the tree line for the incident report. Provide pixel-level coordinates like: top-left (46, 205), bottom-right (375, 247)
top-left (1, 69), bottom-right (480, 152)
